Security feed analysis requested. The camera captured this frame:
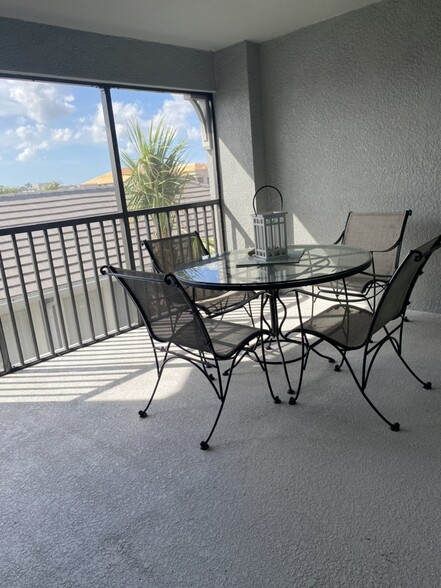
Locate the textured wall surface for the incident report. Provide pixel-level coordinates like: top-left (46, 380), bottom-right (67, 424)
top-left (213, 42), bottom-right (267, 249)
top-left (260, 0), bottom-right (441, 311)
top-left (0, 17), bottom-right (215, 91)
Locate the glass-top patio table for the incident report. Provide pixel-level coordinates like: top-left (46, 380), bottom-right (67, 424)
top-left (175, 243), bottom-right (371, 333)
top-left (175, 244), bottom-right (371, 394)
top-left (175, 245), bottom-right (372, 324)
top-left (175, 244), bottom-right (371, 293)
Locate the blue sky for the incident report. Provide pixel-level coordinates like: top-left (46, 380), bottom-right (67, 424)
top-left (0, 79), bottom-right (206, 187)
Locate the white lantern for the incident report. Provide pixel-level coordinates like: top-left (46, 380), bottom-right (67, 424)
top-left (252, 185), bottom-right (288, 260)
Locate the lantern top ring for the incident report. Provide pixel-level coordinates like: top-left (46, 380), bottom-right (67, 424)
top-left (252, 185), bottom-right (284, 215)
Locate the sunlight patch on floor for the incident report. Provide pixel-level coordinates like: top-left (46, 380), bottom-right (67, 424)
top-left (0, 295), bottom-right (338, 404)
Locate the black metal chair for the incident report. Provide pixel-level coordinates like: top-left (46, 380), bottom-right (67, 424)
top-left (142, 232), bottom-right (260, 319)
top-left (317, 210), bottom-right (412, 307)
top-left (100, 265), bottom-right (280, 449)
top-left (285, 235), bottom-right (441, 431)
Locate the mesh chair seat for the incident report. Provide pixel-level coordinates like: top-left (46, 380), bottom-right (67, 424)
top-left (301, 305), bottom-right (373, 349)
top-left (163, 316), bottom-right (261, 357)
top-left (203, 319), bottom-right (263, 358)
top-left (100, 265), bottom-right (279, 449)
top-left (142, 232), bottom-right (260, 318)
top-left (286, 234), bottom-right (441, 431)
top-left (196, 289), bottom-right (257, 316)
top-left (324, 272), bottom-right (389, 296)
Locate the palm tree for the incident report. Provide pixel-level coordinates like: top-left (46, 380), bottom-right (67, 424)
top-left (121, 117), bottom-right (194, 237)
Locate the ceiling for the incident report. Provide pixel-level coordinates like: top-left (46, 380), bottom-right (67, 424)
top-left (0, 0), bottom-right (381, 51)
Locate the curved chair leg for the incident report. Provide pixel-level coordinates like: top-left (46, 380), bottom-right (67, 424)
top-left (334, 352), bottom-right (345, 372)
top-left (274, 332), bottom-right (296, 396)
top-left (200, 338), bottom-right (281, 450)
top-left (389, 339), bottom-right (432, 389)
top-left (342, 355), bottom-right (400, 431)
top-left (258, 337), bottom-right (281, 404)
top-left (311, 347), bottom-right (336, 365)
top-left (358, 385), bottom-right (400, 431)
top-left (200, 395), bottom-right (227, 450)
top-left (226, 336), bottom-right (281, 406)
top-left (285, 291), bottom-right (307, 400)
top-left (245, 301), bottom-right (256, 327)
top-left (200, 360), bottom-right (231, 450)
top-left (288, 331), bottom-right (312, 405)
top-left (138, 362), bottom-right (166, 418)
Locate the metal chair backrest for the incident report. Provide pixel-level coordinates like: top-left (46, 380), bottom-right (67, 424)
top-left (142, 232), bottom-right (225, 304)
top-left (371, 235), bottom-right (441, 334)
top-left (341, 211), bottom-right (412, 278)
top-left (143, 232), bottom-right (209, 274)
top-left (101, 266), bottom-right (212, 352)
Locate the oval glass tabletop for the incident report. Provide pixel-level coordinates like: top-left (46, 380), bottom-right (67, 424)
top-left (175, 244), bottom-right (372, 291)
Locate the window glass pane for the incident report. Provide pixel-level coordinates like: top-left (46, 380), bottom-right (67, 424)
top-left (110, 88), bottom-right (217, 246)
top-left (0, 77), bottom-right (221, 373)
top-left (0, 78), bottom-right (118, 228)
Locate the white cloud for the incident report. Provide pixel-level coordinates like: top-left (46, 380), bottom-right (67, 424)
top-left (187, 126), bottom-right (201, 141)
top-left (74, 100), bottom-right (145, 145)
top-left (114, 101), bottom-right (145, 136)
top-left (152, 95), bottom-right (192, 129)
top-left (0, 79), bottom-right (79, 162)
top-left (8, 124), bottom-right (70, 161)
top-left (51, 128), bottom-right (73, 142)
top-left (0, 83), bottom-right (202, 166)
top-left (0, 83), bottom-right (26, 118)
top-left (3, 99), bottom-right (146, 163)
top-left (0, 79), bottom-right (75, 123)
top-left (73, 104), bottom-right (106, 144)
top-left (16, 125), bottom-right (31, 140)
top-left (16, 140), bottom-right (50, 162)
top-left (16, 148), bottom-right (33, 162)
top-left (151, 95), bottom-right (202, 142)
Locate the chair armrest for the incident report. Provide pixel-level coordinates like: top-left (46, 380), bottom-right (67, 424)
top-left (334, 231), bottom-right (344, 245)
top-left (369, 238), bottom-right (403, 254)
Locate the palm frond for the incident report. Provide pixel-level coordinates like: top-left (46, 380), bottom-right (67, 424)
top-left (121, 117), bottom-right (196, 233)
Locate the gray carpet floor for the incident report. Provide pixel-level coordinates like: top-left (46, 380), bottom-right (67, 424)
top-left (1, 306), bottom-right (441, 587)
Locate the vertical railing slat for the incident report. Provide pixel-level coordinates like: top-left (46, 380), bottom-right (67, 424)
top-left (100, 221), bottom-right (121, 334)
top-left (58, 226), bottom-right (82, 346)
top-left (133, 216), bottom-right (145, 270)
top-left (27, 231), bottom-right (55, 355)
top-left (211, 204), bottom-right (219, 253)
top-left (176, 211), bottom-right (183, 236)
top-left (11, 235), bottom-right (40, 361)
top-left (86, 223), bottom-right (108, 336)
top-left (72, 225), bottom-right (96, 341)
top-left (144, 214), bottom-right (153, 242)
top-left (0, 249), bottom-right (24, 366)
top-left (112, 219), bottom-right (132, 326)
top-left (194, 205), bottom-right (202, 234)
top-left (165, 211), bottom-right (172, 237)
top-left (0, 317), bottom-right (12, 374)
top-left (184, 208), bottom-right (191, 234)
top-left (44, 229), bottom-right (69, 351)
top-left (202, 206), bottom-right (210, 251)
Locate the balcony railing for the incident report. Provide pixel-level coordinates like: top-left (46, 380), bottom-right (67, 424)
top-left (0, 199), bottom-right (223, 375)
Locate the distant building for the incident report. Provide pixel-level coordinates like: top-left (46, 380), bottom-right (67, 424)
top-left (81, 163), bottom-right (209, 187)
top-left (81, 168), bottom-right (132, 186)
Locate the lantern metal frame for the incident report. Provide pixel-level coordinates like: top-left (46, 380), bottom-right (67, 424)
top-left (252, 185), bottom-right (288, 260)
